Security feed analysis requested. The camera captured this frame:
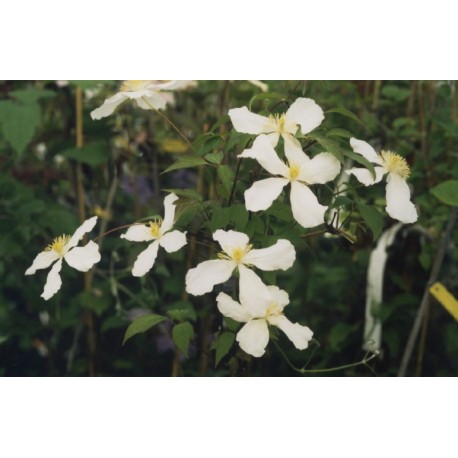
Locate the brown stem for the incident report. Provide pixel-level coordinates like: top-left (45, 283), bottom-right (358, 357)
top-left (75, 86), bottom-right (96, 377)
top-left (398, 207), bottom-right (457, 376)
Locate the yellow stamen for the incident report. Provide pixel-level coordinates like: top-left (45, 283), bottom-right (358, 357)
top-left (217, 244), bottom-right (253, 264)
top-left (149, 220), bottom-right (162, 238)
top-left (380, 150), bottom-right (411, 178)
top-left (265, 302), bottom-right (282, 318)
top-left (45, 235), bottom-right (71, 256)
top-left (268, 114), bottom-right (287, 134)
top-left (119, 80), bottom-right (152, 92)
top-left (288, 163), bottom-right (301, 181)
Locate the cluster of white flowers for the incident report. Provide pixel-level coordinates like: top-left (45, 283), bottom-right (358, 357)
top-left (25, 84), bottom-right (418, 360)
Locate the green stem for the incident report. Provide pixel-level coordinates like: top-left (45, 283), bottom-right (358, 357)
top-left (141, 96), bottom-right (195, 152)
top-left (273, 340), bottom-right (379, 375)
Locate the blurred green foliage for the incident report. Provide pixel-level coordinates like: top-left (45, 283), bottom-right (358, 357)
top-left (0, 80), bottom-right (457, 376)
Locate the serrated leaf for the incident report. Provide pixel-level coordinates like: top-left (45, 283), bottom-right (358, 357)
top-left (0, 101), bottom-right (41, 155)
top-left (61, 142), bottom-right (109, 167)
top-left (214, 332), bottom-right (235, 367)
top-left (326, 107), bottom-right (366, 129)
top-left (431, 180), bottom-right (458, 206)
top-left (166, 300), bottom-right (197, 322)
top-left (172, 321), bottom-right (194, 357)
top-left (123, 314), bottom-right (166, 344)
top-left (205, 151), bottom-right (224, 164)
top-left (358, 203), bottom-right (383, 239)
top-left (162, 155), bottom-right (209, 173)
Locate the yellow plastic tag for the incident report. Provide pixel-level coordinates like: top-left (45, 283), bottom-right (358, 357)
top-left (429, 282), bottom-right (458, 321)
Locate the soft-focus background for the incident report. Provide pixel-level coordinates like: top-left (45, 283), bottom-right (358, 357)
top-left (0, 80), bottom-right (457, 376)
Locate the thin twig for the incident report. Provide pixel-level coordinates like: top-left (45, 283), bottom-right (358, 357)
top-left (398, 207), bottom-right (457, 376)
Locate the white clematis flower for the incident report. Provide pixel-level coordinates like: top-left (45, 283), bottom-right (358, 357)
top-left (185, 229), bottom-right (296, 296)
top-left (228, 97), bottom-right (324, 147)
top-left (25, 216), bottom-right (101, 300)
top-left (90, 80), bottom-right (193, 120)
top-left (217, 267), bottom-right (313, 357)
top-left (121, 193), bottom-right (187, 277)
top-left (346, 138), bottom-right (418, 223)
top-left (240, 134), bottom-right (341, 228)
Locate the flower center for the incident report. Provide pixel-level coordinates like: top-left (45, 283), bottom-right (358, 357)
top-left (218, 244), bottom-right (253, 264)
top-left (45, 235), bottom-right (71, 256)
top-left (119, 80), bottom-right (152, 92)
top-left (288, 163), bottom-right (301, 181)
top-left (265, 301), bottom-right (282, 319)
top-left (380, 150), bottom-right (410, 178)
top-left (149, 220), bottom-right (162, 238)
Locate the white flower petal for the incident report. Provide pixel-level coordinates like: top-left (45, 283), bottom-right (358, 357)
top-left (238, 265), bottom-right (271, 318)
top-left (136, 93), bottom-right (168, 111)
top-left (161, 193), bottom-right (178, 233)
top-left (350, 138), bottom-right (383, 165)
top-left (267, 132), bottom-right (280, 147)
top-left (67, 216), bottom-right (98, 250)
top-left (228, 107), bottom-right (270, 135)
top-left (244, 177), bottom-right (288, 212)
top-left (90, 93), bottom-right (128, 120)
top-left (385, 174), bottom-right (418, 223)
top-left (213, 230), bottom-right (249, 255)
top-left (268, 315), bottom-right (313, 350)
top-left (244, 239), bottom-right (296, 271)
top-left (300, 152), bottom-right (341, 184)
top-left (41, 259), bottom-right (63, 301)
top-left (290, 181), bottom-right (327, 228)
top-left (283, 135), bottom-right (311, 168)
top-left (238, 135), bottom-right (289, 177)
top-left (64, 241), bottom-right (101, 272)
top-left (285, 97), bottom-right (324, 135)
top-left (131, 241), bottom-right (160, 277)
top-left (185, 259), bottom-right (236, 296)
top-left (25, 250), bottom-right (60, 275)
top-left (121, 224), bottom-right (153, 242)
top-left (159, 230), bottom-right (187, 253)
top-left (346, 166), bottom-right (385, 186)
top-left (216, 292), bottom-right (251, 323)
top-left (154, 80), bottom-right (194, 91)
top-left (266, 285), bottom-right (290, 311)
top-left (236, 319), bottom-right (270, 357)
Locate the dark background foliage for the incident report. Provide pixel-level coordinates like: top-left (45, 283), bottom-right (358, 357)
top-left (0, 80), bottom-right (457, 376)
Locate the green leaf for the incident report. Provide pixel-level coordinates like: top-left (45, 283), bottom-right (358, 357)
top-left (196, 136), bottom-right (222, 157)
top-left (162, 155), bottom-right (209, 173)
top-left (210, 204), bottom-right (248, 232)
top-left (61, 142), bottom-right (109, 167)
top-left (205, 151), bottom-right (224, 164)
top-left (217, 165), bottom-right (234, 197)
top-left (9, 88), bottom-right (56, 103)
top-left (326, 107), bottom-right (366, 129)
top-left (431, 180), bottom-right (458, 206)
top-left (0, 100), bottom-right (41, 155)
top-left (166, 300), bottom-right (197, 322)
top-left (123, 314), bottom-right (166, 344)
top-left (265, 202), bottom-right (293, 221)
top-left (329, 196), bottom-right (353, 210)
top-left (381, 85), bottom-right (411, 102)
top-left (307, 133), bottom-right (344, 162)
top-left (248, 92), bottom-right (285, 110)
top-left (326, 128), bottom-right (353, 138)
top-left (214, 332), bottom-right (235, 367)
top-left (172, 321), bottom-right (194, 357)
top-left (343, 149), bottom-right (376, 178)
top-left (163, 188), bottom-right (203, 201)
top-left (358, 203), bottom-right (384, 239)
